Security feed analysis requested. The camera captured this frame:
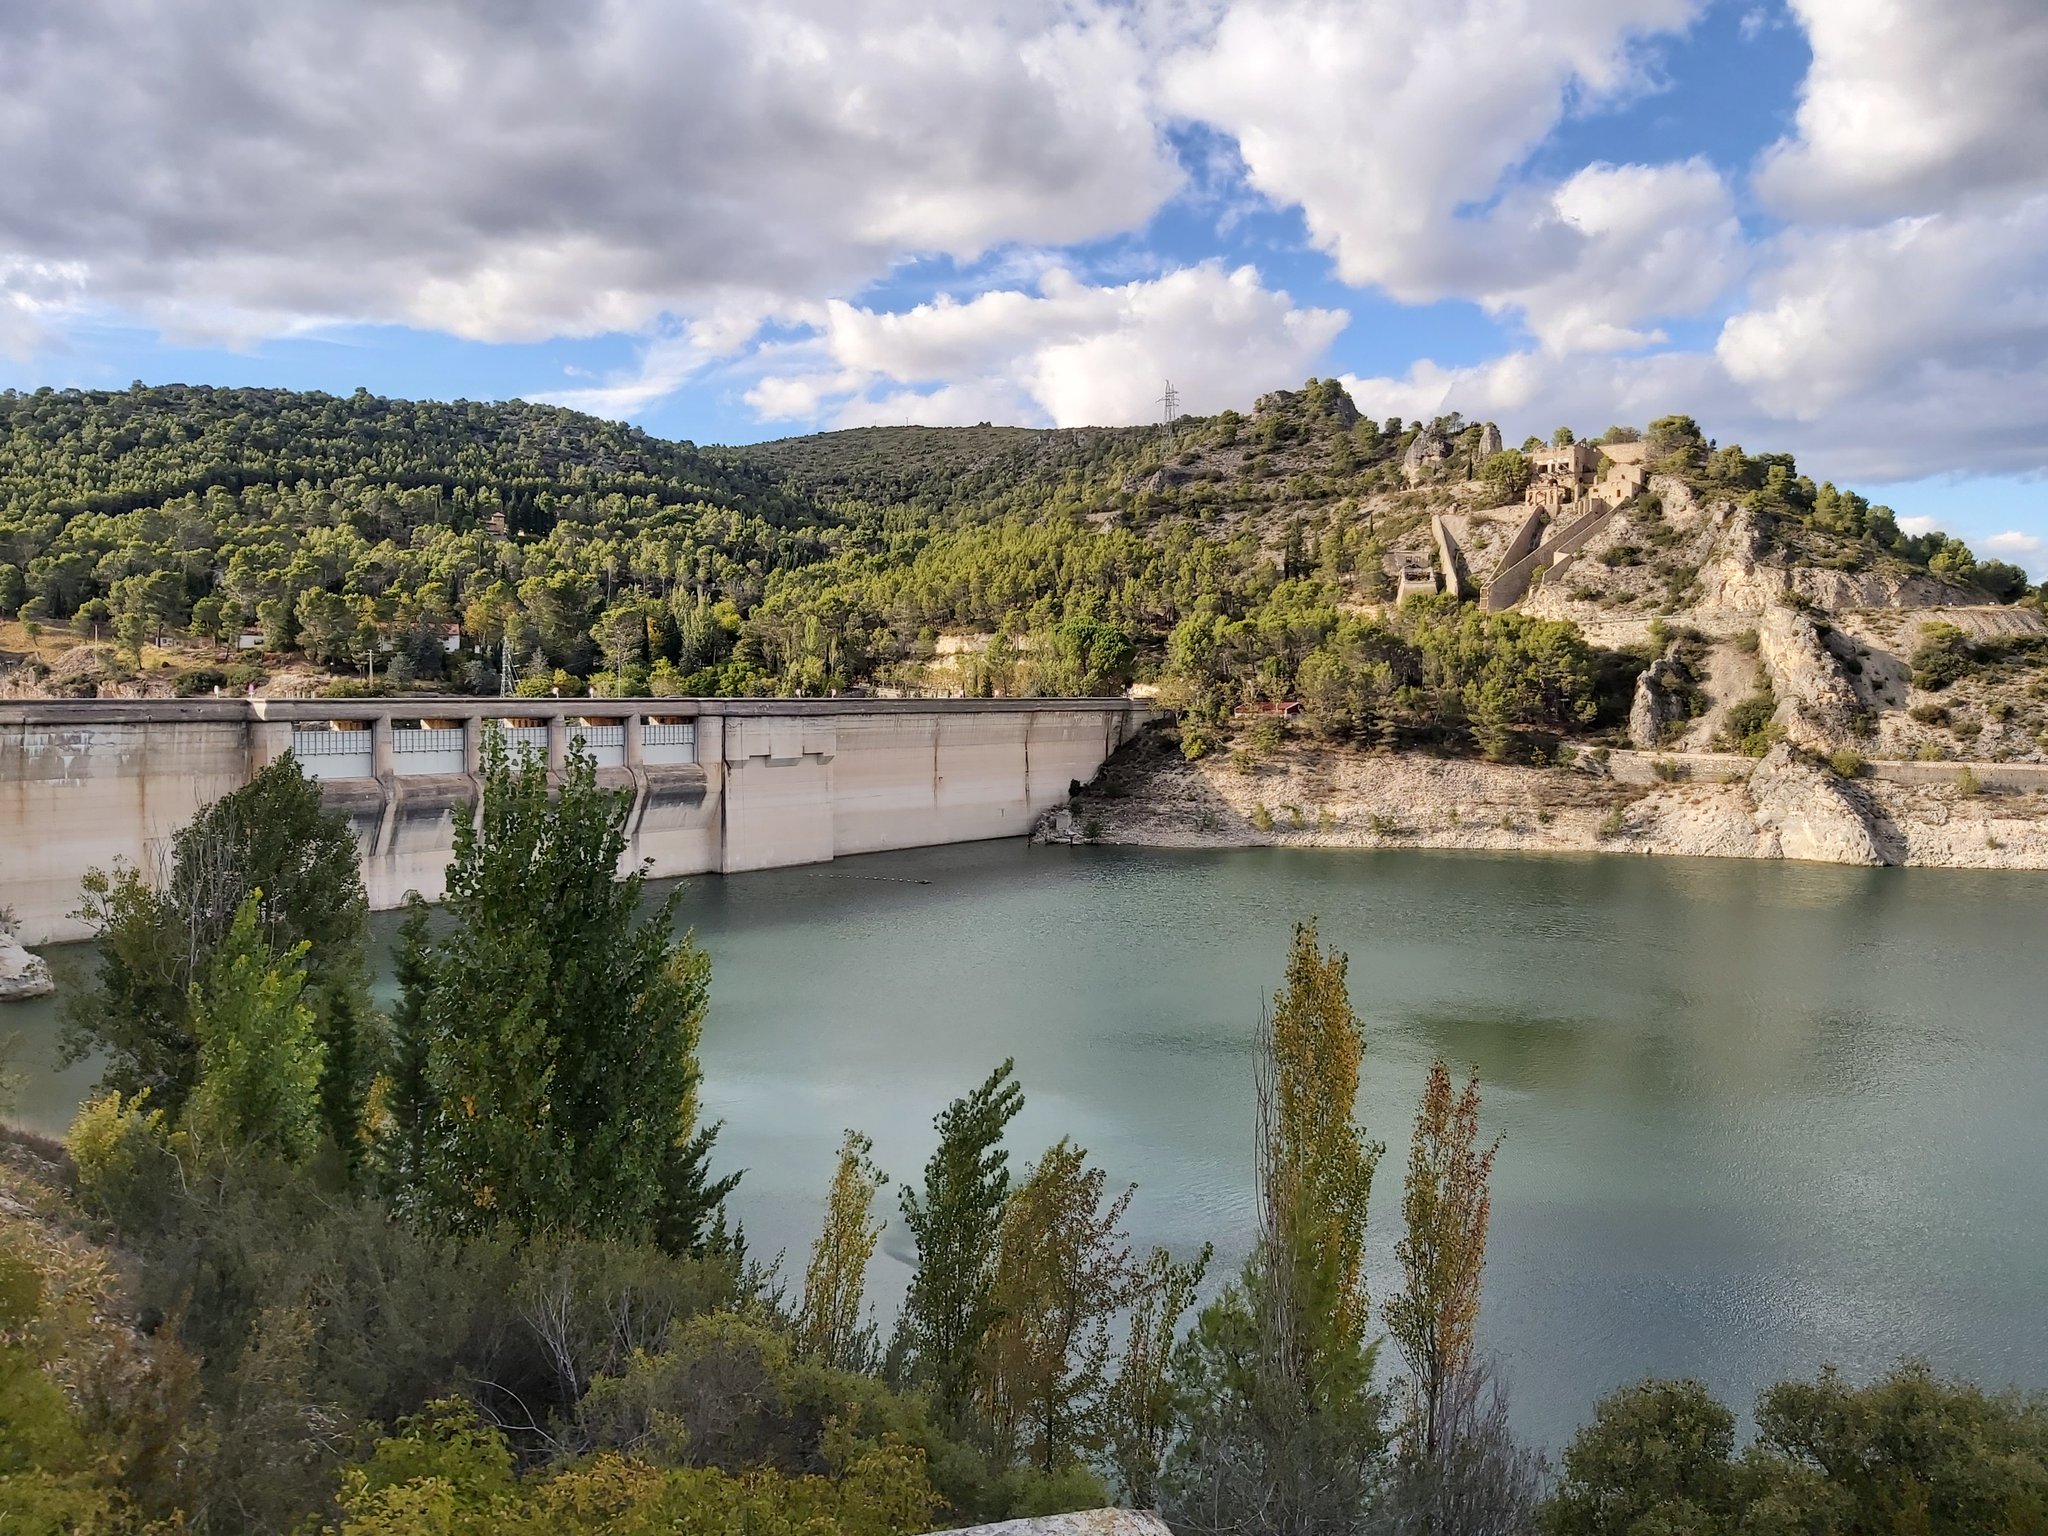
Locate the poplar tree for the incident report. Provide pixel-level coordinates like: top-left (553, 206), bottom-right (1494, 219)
top-left (1386, 1058), bottom-right (1500, 1462)
top-left (796, 1129), bottom-right (888, 1372)
top-left (184, 893), bottom-right (324, 1164)
top-left (1106, 1241), bottom-right (1210, 1508)
top-left (979, 1138), bottom-right (1136, 1470)
top-left (898, 1059), bottom-right (1023, 1422)
top-left (1168, 920), bottom-right (1390, 1535)
top-left (377, 895), bottom-right (436, 1201)
top-left (411, 734), bottom-right (736, 1250)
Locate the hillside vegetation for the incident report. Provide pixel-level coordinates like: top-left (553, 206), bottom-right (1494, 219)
top-left (3, 380), bottom-right (2044, 764)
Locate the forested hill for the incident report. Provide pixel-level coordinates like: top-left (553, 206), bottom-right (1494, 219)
top-left (3, 382), bottom-right (2042, 770)
top-left (0, 383), bottom-right (809, 529)
top-left (741, 421), bottom-right (1163, 523)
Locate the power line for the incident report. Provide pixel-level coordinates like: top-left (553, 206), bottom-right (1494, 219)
top-left (1158, 378), bottom-right (1179, 446)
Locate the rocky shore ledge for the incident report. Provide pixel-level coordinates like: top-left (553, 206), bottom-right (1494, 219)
top-left (0, 933), bottom-right (55, 1001)
top-left (1041, 732), bottom-right (2048, 870)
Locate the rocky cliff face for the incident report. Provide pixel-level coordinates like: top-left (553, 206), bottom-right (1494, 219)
top-left (1060, 732), bottom-right (2048, 870)
top-left (1758, 606), bottom-right (1864, 751)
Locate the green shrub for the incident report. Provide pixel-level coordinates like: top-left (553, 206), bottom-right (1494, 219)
top-left (1597, 806), bottom-right (1626, 839)
top-left (1828, 748), bottom-right (1865, 778)
top-left (66, 1090), bottom-right (179, 1227)
top-left (1249, 803), bottom-right (1274, 832)
top-left (1723, 689), bottom-right (1783, 756)
top-left (1956, 765), bottom-right (1982, 796)
top-left (1081, 815), bottom-right (1103, 843)
top-left (172, 667), bottom-right (229, 697)
top-left (1650, 758), bottom-right (1682, 782)
top-left (1910, 621), bottom-right (1975, 690)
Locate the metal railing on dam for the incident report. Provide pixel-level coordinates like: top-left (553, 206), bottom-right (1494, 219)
top-left (1, 695), bottom-right (1157, 945)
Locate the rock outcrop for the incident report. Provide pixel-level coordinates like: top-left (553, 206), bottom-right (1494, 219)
top-left (936, 1515), bottom-right (1171, 1536)
top-left (1478, 421), bottom-right (1503, 458)
top-left (1746, 743), bottom-right (1890, 864)
top-left (1758, 605), bottom-right (1865, 751)
top-left (1402, 428), bottom-right (1450, 483)
top-left (0, 934), bottom-right (54, 1002)
top-left (1629, 654), bottom-right (1694, 749)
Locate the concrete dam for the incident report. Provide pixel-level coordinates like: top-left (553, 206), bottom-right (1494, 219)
top-left (0, 696), bottom-right (1155, 945)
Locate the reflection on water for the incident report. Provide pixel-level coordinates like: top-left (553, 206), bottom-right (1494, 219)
top-left (6, 842), bottom-right (2045, 1449)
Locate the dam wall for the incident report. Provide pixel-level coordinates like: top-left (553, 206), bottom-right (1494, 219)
top-left (0, 697), bottom-right (1153, 944)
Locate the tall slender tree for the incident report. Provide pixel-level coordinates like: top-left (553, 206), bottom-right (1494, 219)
top-left (796, 1129), bottom-right (888, 1373)
top-left (898, 1059), bottom-right (1023, 1422)
top-left (1167, 921), bottom-right (1390, 1536)
top-left (377, 895), bottom-right (436, 1202)
top-left (1105, 1241), bottom-right (1210, 1508)
top-left (1385, 1058), bottom-right (1500, 1462)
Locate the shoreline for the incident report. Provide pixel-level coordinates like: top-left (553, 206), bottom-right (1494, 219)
top-left (1050, 735), bottom-right (2048, 871)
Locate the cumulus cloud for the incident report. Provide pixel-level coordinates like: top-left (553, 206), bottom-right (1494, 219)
top-left (1161, 0), bottom-right (1733, 347)
top-left (0, 0), bottom-right (1179, 347)
top-left (1755, 0), bottom-right (2048, 220)
top-left (744, 262), bottom-right (1347, 428)
top-left (1344, 0), bottom-right (2048, 485)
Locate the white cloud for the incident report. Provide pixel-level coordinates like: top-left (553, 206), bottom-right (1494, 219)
top-left (1160, 0), bottom-right (1733, 348)
top-left (746, 262), bottom-right (1347, 428)
top-left (1756, 0), bottom-right (2048, 221)
top-left (1987, 530), bottom-right (2047, 559)
top-left (1344, 0), bottom-right (2048, 485)
top-left (0, 0), bottom-right (1180, 347)
top-left (0, 257), bottom-right (90, 360)
top-left (1482, 160), bottom-right (1745, 352)
top-left (1895, 515), bottom-right (1942, 538)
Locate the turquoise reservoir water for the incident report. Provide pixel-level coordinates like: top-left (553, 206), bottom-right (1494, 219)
top-left (7, 842), bottom-right (2045, 1449)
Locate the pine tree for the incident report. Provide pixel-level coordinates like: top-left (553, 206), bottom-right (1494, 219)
top-left (796, 1129), bottom-right (888, 1373)
top-left (898, 1059), bottom-right (1023, 1422)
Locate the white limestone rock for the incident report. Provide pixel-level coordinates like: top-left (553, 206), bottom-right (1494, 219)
top-left (1758, 605), bottom-right (1865, 752)
top-left (1747, 742), bottom-right (1889, 865)
top-left (1629, 656), bottom-right (1693, 749)
top-left (0, 934), bottom-right (54, 1002)
top-left (933, 1514), bottom-right (1172, 1536)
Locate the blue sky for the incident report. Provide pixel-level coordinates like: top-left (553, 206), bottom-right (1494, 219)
top-left (2, 0), bottom-right (2043, 570)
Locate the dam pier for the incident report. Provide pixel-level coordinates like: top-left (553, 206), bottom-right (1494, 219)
top-left (0, 696), bottom-right (1153, 945)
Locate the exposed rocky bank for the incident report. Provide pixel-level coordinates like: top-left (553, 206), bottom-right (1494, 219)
top-left (0, 934), bottom-right (55, 1002)
top-left (1045, 731), bottom-right (2048, 870)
